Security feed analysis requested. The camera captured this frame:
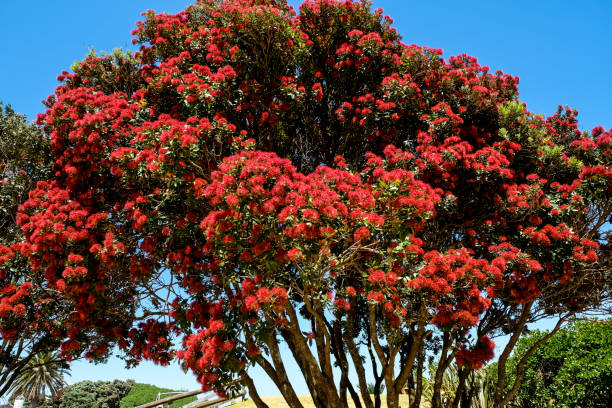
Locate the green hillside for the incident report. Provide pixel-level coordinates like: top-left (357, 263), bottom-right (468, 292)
top-left (120, 383), bottom-right (197, 408)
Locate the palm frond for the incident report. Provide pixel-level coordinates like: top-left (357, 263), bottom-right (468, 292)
top-left (8, 351), bottom-right (70, 407)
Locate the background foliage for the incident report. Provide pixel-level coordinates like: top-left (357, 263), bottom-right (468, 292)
top-left (503, 319), bottom-right (612, 408)
top-left (53, 380), bottom-right (132, 408)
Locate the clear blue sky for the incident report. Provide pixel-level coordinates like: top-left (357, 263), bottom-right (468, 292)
top-left (1, 0), bottom-right (610, 397)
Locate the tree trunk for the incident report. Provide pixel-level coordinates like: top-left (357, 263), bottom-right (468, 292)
top-left (344, 333), bottom-right (374, 408)
top-left (410, 343), bottom-right (424, 408)
top-left (282, 304), bottom-right (344, 408)
top-left (255, 331), bottom-right (305, 408)
top-left (493, 302), bottom-right (533, 407)
top-left (242, 372), bottom-right (271, 408)
top-left (346, 381), bottom-right (362, 408)
top-left (451, 367), bottom-right (469, 408)
top-left (385, 374), bottom-right (400, 408)
top-left (373, 376), bottom-right (383, 408)
top-left (432, 332), bottom-right (456, 408)
top-left (461, 376), bottom-right (477, 408)
top-left (364, 331), bottom-right (383, 408)
top-left (331, 322), bottom-right (358, 408)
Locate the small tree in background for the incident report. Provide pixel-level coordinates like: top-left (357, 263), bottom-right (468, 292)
top-left (56, 380), bottom-right (132, 408)
top-left (1, 1), bottom-right (610, 408)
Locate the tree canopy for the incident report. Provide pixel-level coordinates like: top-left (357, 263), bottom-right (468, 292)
top-left (0, 1), bottom-right (610, 408)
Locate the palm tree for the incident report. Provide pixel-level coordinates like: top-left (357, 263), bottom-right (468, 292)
top-left (8, 351), bottom-right (69, 407)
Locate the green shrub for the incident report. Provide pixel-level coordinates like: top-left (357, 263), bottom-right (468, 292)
top-left (59, 380), bottom-right (132, 408)
top-left (507, 320), bottom-right (612, 408)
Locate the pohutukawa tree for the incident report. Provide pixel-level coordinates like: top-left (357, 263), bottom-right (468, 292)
top-left (1, 1), bottom-right (610, 408)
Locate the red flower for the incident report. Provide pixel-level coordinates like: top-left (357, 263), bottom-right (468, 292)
top-left (225, 194), bottom-right (240, 208)
top-left (287, 248), bottom-right (303, 261)
top-left (353, 227), bottom-right (370, 242)
top-left (256, 287), bottom-right (271, 303)
top-left (368, 269), bottom-right (385, 284)
top-left (244, 296), bottom-right (260, 312)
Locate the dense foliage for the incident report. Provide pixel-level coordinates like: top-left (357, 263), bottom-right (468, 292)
top-left (0, 103), bottom-right (65, 397)
top-left (504, 320), bottom-right (611, 408)
top-left (0, 103), bottom-right (53, 243)
top-left (1, 1), bottom-right (610, 408)
top-left (119, 383), bottom-right (197, 408)
top-left (55, 380), bottom-right (132, 408)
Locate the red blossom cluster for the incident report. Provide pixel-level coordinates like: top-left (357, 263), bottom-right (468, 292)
top-left (0, 280), bottom-right (31, 322)
top-left (456, 336), bottom-right (496, 370)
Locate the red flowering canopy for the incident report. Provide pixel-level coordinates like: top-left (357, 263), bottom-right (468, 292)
top-left (2, 1), bottom-right (610, 408)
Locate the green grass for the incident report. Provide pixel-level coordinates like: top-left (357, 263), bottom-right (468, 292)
top-left (120, 383), bottom-right (198, 408)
